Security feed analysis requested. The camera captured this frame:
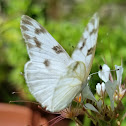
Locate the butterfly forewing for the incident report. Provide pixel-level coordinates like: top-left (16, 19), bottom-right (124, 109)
top-left (72, 13), bottom-right (99, 78)
top-left (21, 15), bottom-right (71, 111)
top-left (21, 15), bottom-right (70, 65)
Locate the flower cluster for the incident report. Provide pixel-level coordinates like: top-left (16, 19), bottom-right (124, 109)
top-left (96, 64), bottom-right (126, 102)
top-left (58, 64), bottom-right (126, 126)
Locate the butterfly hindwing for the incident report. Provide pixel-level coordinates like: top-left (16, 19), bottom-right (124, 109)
top-left (51, 61), bottom-right (86, 112)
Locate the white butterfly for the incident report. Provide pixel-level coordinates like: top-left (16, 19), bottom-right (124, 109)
top-left (20, 13), bottom-right (99, 112)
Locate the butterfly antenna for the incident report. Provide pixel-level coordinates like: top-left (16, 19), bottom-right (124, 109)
top-left (9, 100), bottom-right (40, 105)
top-left (89, 68), bottom-right (120, 77)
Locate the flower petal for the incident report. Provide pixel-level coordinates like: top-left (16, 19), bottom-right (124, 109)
top-left (98, 64), bottom-right (110, 82)
top-left (101, 82), bottom-right (106, 92)
top-left (119, 86), bottom-right (126, 98)
top-left (115, 65), bottom-right (123, 85)
top-left (96, 83), bottom-right (101, 95)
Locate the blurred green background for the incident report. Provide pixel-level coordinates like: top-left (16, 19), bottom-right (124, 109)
top-left (0, 0), bottom-right (126, 125)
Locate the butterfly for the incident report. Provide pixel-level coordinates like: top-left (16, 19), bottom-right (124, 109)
top-left (20, 13), bottom-right (99, 112)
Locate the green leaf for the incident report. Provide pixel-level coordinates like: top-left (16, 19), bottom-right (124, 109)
top-left (105, 80), bottom-right (117, 111)
top-left (82, 84), bottom-right (96, 102)
top-left (97, 100), bottom-right (102, 111)
top-left (84, 103), bottom-right (99, 113)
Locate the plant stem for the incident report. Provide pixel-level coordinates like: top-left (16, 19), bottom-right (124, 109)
top-left (73, 117), bottom-right (83, 126)
top-left (84, 109), bottom-right (97, 125)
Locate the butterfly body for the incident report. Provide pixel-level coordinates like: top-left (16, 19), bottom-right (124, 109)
top-left (21, 13), bottom-right (99, 112)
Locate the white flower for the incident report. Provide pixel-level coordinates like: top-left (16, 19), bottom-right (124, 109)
top-left (115, 65), bottom-right (123, 85)
top-left (96, 82), bottom-right (106, 96)
top-left (98, 64), bottom-right (110, 82)
top-left (114, 65), bottom-right (126, 100)
top-left (96, 83), bottom-right (101, 95)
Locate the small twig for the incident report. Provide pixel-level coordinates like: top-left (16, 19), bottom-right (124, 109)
top-left (121, 112), bottom-right (126, 123)
top-left (84, 109), bottom-right (97, 125)
top-left (72, 117), bottom-right (83, 126)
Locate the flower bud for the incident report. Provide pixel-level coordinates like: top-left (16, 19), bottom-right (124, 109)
top-left (96, 82), bottom-right (106, 96)
top-left (115, 65), bottom-right (123, 85)
top-left (113, 91), bottom-right (119, 102)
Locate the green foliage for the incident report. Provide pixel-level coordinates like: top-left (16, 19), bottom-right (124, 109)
top-left (105, 81), bottom-right (117, 110)
top-left (0, 0), bottom-right (126, 125)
